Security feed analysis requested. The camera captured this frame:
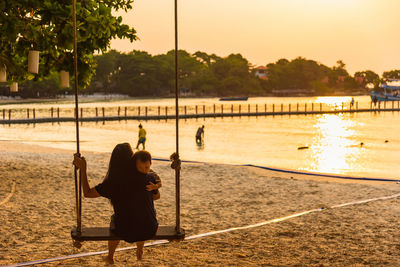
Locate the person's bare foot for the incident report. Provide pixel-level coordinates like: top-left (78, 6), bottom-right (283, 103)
top-left (136, 248), bottom-right (143, 260)
top-left (103, 255), bottom-right (114, 265)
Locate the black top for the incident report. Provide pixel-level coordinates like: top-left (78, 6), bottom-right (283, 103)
top-left (196, 127), bottom-right (204, 137)
top-left (95, 172), bottom-right (158, 243)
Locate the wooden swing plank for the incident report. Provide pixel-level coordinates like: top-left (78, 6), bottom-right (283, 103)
top-left (71, 226), bottom-right (185, 241)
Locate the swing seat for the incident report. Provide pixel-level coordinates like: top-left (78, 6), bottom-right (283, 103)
top-left (71, 226), bottom-right (185, 242)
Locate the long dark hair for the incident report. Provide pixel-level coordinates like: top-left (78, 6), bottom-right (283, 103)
top-left (103, 143), bottom-right (134, 183)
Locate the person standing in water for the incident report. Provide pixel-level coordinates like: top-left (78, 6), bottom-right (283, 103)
top-left (136, 124), bottom-right (147, 150)
top-left (195, 125), bottom-right (205, 144)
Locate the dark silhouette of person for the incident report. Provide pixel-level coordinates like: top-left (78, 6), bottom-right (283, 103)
top-left (195, 125), bottom-right (205, 144)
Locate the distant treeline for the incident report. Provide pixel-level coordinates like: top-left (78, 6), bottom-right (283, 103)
top-left (2, 50), bottom-right (400, 98)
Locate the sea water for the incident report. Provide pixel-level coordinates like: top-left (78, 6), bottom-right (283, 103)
top-left (0, 96), bottom-right (399, 179)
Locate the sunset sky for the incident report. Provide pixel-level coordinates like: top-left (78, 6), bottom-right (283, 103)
top-left (111, 0), bottom-right (400, 75)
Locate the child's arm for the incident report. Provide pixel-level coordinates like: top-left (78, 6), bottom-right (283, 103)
top-left (73, 154), bottom-right (101, 198)
top-left (153, 190), bottom-right (160, 200)
top-left (146, 180), bottom-right (161, 191)
top-left (146, 172), bottom-right (162, 191)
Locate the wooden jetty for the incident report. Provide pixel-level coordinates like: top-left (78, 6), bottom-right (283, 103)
top-left (0, 101), bottom-right (399, 125)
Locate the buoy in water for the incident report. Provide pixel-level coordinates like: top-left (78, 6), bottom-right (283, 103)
top-left (298, 146), bottom-right (309, 150)
top-left (385, 140), bottom-right (389, 143)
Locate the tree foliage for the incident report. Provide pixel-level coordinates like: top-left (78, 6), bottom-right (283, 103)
top-left (354, 70), bottom-right (380, 88)
top-left (88, 50), bottom-right (264, 97)
top-left (0, 0), bottom-right (136, 87)
top-left (382, 70), bottom-right (400, 80)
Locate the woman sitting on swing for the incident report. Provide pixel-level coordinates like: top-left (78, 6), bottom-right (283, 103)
top-left (73, 143), bottom-right (161, 263)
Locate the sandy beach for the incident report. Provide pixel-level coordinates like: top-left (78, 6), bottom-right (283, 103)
top-left (1, 141), bottom-right (400, 266)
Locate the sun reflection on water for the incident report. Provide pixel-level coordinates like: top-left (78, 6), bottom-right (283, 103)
top-left (315, 96), bottom-right (352, 106)
top-left (302, 113), bottom-right (361, 175)
top-left (315, 96), bottom-right (353, 111)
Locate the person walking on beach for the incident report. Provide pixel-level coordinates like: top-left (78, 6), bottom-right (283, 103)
top-left (136, 124), bottom-right (147, 150)
top-left (350, 97), bottom-right (355, 109)
top-left (73, 144), bottom-right (161, 264)
top-left (195, 125), bottom-right (205, 144)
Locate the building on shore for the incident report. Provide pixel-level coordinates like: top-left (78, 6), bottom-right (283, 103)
top-left (254, 66), bottom-right (269, 80)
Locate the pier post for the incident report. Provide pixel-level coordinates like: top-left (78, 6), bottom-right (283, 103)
top-left (184, 106), bottom-right (187, 116)
top-left (232, 104), bottom-right (234, 114)
top-left (272, 104), bottom-right (275, 113)
top-left (356, 101), bottom-right (358, 110)
top-left (145, 107), bottom-right (148, 118)
top-left (2, 109), bottom-right (4, 120)
top-left (248, 104), bottom-right (251, 113)
top-left (203, 105), bottom-right (205, 115)
top-left (264, 104), bottom-right (267, 112)
top-left (80, 108), bottom-right (83, 118)
top-left (312, 103), bottom-right (314, 112)
top-left (51, 107), bottom-right (53, 118)
top-left (33, 109), bottom-right (35, 120)
top-left (118, 107), bottom-right (121, 117)
top-left (221, 104), bottom-right (224, 114)
top-left (256, 104), bottom-right (258, 114)
top-left (289, 104), bottom-right (291, 113)
top-left (305, 103), bottom-right (307, 113)
top-left (96, 107), bottom-right (98, 117)
top-left (342, 102), bottom-right (344, 111)
top-left (125, 107), bottom-right (128, 117)
top-left (165, 106), bottom-right (168, 119)
top-left (195, 105), bottom-right (198, 115)
top-left (281, 103), bottom-right (283, 112)
top-left (102, 107), bottom-right (105, 118)
top-left (138, 106), bottom-right (141, 116)
top-left (57, 108), bottom-right (60, 119)
top-left (297, 103), bottom-right (299, 112)
top-left (239, 104), bottom-right (241, 114)
top-left (158, 106), bottom-right (161, 116)
top-left (384, 101), bottom-right (386, 109)
top-left (27, 108), bottom-right (30, 119)
top-left (392, 101), bottom-right (394, 109)
top-left (213, 104), bottom-right (216, 115)
top-left (9, 110), bottom-right (11, 120)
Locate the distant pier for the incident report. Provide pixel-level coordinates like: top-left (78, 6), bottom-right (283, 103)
top-left (0, 101), bottom-right (399, 124)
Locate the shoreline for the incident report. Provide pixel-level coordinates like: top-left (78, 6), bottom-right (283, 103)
top-left (0, 94), bottom-right (371, 106)
top-left (1, 141), bottom-right (396, 185)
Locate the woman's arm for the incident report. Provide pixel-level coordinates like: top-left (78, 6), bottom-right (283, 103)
top-left (73, 154), bottom-right (101, 198)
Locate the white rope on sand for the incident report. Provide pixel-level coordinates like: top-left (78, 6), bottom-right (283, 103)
top-left (0, 182), bottom-right (16, 206)
top-left (5, 192), bottom-right (400, 267)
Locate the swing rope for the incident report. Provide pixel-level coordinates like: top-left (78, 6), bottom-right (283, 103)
top-left (173, 0), bottom-right (182, 234)
top-left (72, 0), bottom-right (82, 234)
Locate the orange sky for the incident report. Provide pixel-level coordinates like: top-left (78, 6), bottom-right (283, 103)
top-left (111, 0), bottom-right (400, 75)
